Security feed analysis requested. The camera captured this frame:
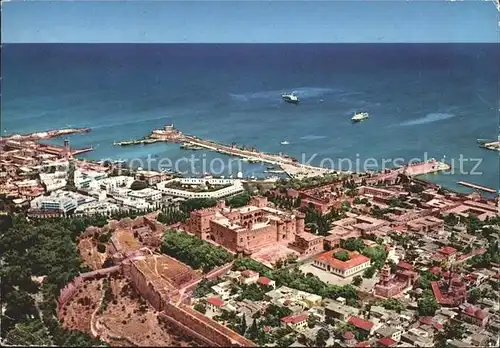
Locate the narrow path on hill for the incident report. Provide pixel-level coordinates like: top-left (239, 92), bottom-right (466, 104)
top-left (90, 279), bottom-right (105, 338)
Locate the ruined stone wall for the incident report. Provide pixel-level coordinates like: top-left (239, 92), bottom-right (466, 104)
top-left (161, 302), bottom-right (256, 347)
top-left (126, 260), bottom-right (167, 311)
top-left (57, 266), bottom-right (120, 316)
top-left (158, 312), bottom-right (219, 347)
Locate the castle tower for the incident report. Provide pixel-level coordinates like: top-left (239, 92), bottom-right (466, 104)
top-left (63, 138), bottom-right (71, 160)
top-left (380, 264), bottom-right (391, 286)
top-left (295, 211), bottom-right (305, 233)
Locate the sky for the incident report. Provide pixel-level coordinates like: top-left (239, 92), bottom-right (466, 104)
top-left (2, 0), bottom-right (499, 43)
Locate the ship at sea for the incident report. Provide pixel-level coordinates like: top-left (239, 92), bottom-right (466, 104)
top-left (280, 140), bottom-right (290, 145)
top-left (281, 92), bottom-right (299, 104)
top-left (351, 112), bottom-right (369, 123)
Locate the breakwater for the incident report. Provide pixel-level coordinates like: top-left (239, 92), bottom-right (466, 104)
top-left (0, 127), bottom-right (91, 143)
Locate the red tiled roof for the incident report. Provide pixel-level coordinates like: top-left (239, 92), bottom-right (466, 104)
top-left (281, 313), bottom-right (308, 325)
top-left (461, 305), bottom-right (488, 319)
top-left (348, 316), bottom-right (374, 332)
top-left (419, 316), bottom-right (434, 325)
top-left (356, 341), bottom-right (371, 348)
top-left (207, 297), bottom-right (224, 307)
top-left (257, 276), bottom-right (272, 285)
top-left (431, 281), bottom-right (454, 305)
top-left (397, 261), bottom-right (413, 270)
top-left (343, 331), bottom-right (355, 340)
top-left (377, 337), bottom-right (396, 347)
top-left (429, 266), bottom-right (442, 275)
top-left (439, 246), bottom-right (457, 255)
top-left (315, 248), bottom-right (370, 271)
top-left (241, 269), bottom-right (258, 278)
top-left (475, 309), bottom-right (488, 320)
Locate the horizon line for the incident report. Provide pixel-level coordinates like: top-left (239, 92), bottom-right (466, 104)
top-left (3, 41), bottom-right (499, 45)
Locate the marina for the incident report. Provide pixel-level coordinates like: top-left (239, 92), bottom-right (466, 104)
top-left (112, 124), bottom-right (454, 180)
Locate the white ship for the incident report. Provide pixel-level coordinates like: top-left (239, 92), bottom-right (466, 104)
top-left (280, 140), bottom-right (290, 145)
top-left (282, 92), bottom-right (299, 104)
top-left (351, 112), bottom-right (369, 123)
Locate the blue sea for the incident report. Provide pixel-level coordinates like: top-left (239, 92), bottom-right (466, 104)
top-left (2, 44), bottom-right (499, 193)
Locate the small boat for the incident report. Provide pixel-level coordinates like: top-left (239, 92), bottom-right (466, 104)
top-left (282, 92), bottom-right (300, 104)
top-left (280, 140), bottom-right (290, 145)
top-left (351, 112), bottom-right (369, 123)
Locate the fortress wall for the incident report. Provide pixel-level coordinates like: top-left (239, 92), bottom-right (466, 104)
top-left (158, 312), bottom-right (219, 347)
top-left (160, 302), bottom-right (256, 347)
top-left (57, 266), bottom-right (120, 316)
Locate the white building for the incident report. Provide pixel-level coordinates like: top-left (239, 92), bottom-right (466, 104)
top-left (179, 177), bottom-right (236, 186)
top-left (88, 190), bottom-right (107, 201)
top-left (118, 197), bottom-right (149, 210)
top-left (127, 188), bottom-right (162, 202)
top-left (312, 249), bottom-right (371, 278)
top-left (111, 187), bottom-right (132, 198)
top-left (74, 169), bottom-right (108, 190)
top-left (74, 201), bottom-right (121, 215)
top-left (30, 190), bottom-right (94, 213)
top-left (157, 179), bottom-right (244, 199)
top-left (99, 176), bottom-right (135, 192)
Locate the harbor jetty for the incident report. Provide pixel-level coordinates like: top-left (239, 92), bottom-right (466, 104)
top-left (0, 127), bottom-right (91, 144)
top-left (114, 124), bottom-right (184, 146)
top-left (478, 140), bottom-right (500, 152)
top-left (113, 124), bottom-right (451, 180)
top-left (456, 181), bottom-right (497, 194)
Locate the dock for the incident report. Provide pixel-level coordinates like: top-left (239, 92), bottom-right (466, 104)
top-left (182, 136), bottom-right (332, 179)
top-left (113, 124), bottom-right (453, 180)
top-left (113, 139), bottom-right (161, 146)
top-left (479, 141), bottom-right (500, 152)
top-left (456, 181), bottom-right (497, 194)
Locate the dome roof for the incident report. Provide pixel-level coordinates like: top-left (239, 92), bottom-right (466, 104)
top-left (475, 309), bottom-right (488, 319)
top-left (343, 331), bottom-right (355, 340)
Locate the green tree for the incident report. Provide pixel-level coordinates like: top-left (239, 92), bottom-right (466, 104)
top-left (362, 245), bottom-right (387, 269)
top-left (194, 301), bottom-right (207, 314)
top-left (334, 251), bottom-right (350, 261)
top-left (66, 159), bottom-right (76, 192)
top-left (352, 275), bottom-right (363, 286)
top-left (468, 288), bottom-right (482, 304)
top-left (435, 322), bottom-right (466, 347)
top-left (377, 298), bottom-right (406, 313)
top-left (307, 315), bottom-right (317, 328)
top-left (363, 266), bottom-right (376, 279)
top-left (315, 328), bottom-right (330, 347)
top-left (130, 180), bottom-right (148, 190)
top-left (240, 313), bottom-right (247, 335)
top-left (161, 229), bottom-right (234, 273)
top-left (417, 295), bottom-right (439, 316)
top-left (341, 238), bottom-right (365, 252)
top-left (226, 193), bottom-right (252, 208)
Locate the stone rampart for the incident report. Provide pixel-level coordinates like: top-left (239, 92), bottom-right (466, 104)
top-left (57, 266), bottom-right (120, 316)
top-left (161, 302), bottom-right (255, 347)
